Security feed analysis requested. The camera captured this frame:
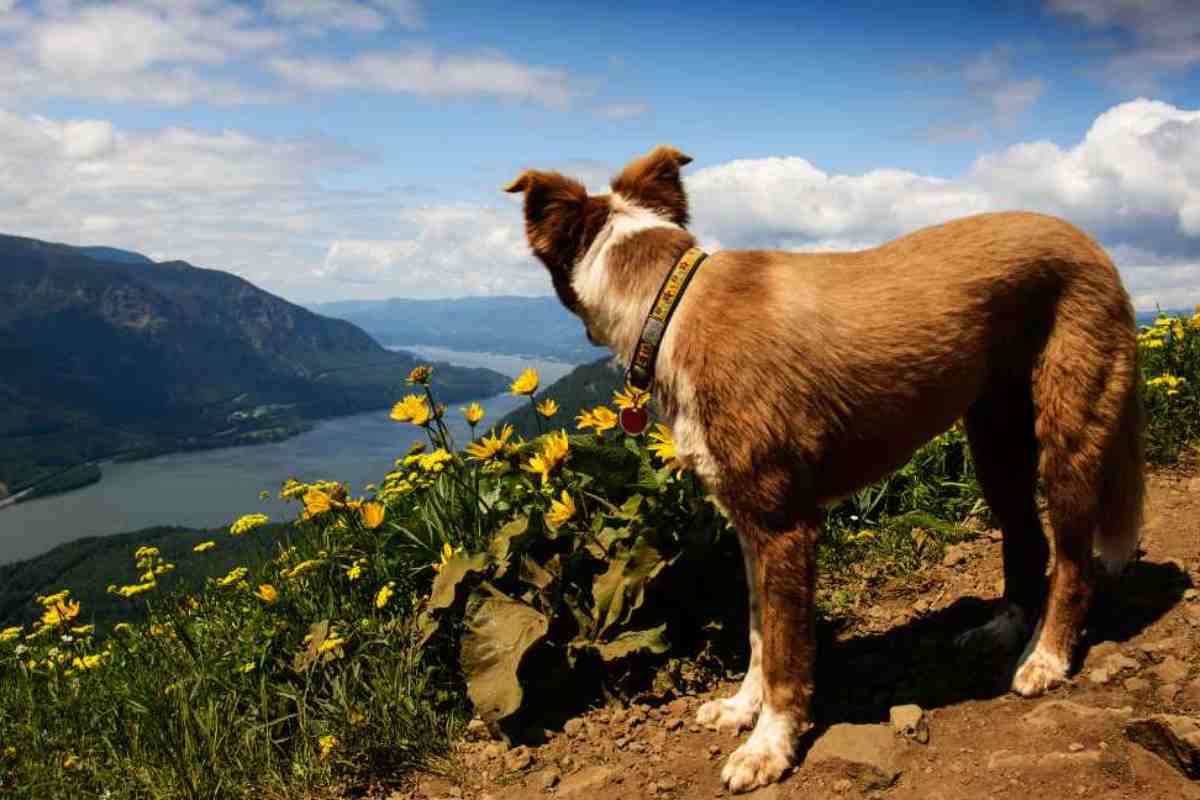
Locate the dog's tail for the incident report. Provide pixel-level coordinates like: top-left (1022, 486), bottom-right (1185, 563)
top-left (1095, 365), bottom-right (1145, 575)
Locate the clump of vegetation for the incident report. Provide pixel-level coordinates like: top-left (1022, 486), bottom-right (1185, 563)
top-left (2, 308), bottom-right (1197, 799)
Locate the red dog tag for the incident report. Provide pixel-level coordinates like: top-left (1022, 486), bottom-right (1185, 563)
top-left (620, 406), bottom-right (650, 435)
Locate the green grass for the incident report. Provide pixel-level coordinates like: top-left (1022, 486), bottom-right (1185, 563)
top-left (2, 308), bottom-right (1197, 799)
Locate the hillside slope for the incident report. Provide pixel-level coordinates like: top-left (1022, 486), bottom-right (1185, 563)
top-left (0, 234), bottom-right (508, 491)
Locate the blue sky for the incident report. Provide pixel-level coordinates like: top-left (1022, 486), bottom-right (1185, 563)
top-left (1, 0), bottom-right (1198, 308)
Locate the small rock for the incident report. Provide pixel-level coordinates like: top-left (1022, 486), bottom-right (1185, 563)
top-left (1068, 742), bottom-right (1085, 752)
top-left (504, 745), bottom-right (533, 772)
top-left (560, 754), bottom-right (576, 771)
top-left (833, 777), bottom-right (854, 794)
top-left (558, 766), bottom-right (617, 798)
top-left (482, 742), bottom-right (508, 760)
top-left (807, 723), bottom-right (901, 789)
top-left (609, 709), bottom-right (627, 725)
top-left (708, 744), bottom-right (722, 758)
top-left (1102, 653), bottom-right (1140, 674)
top-left (1125, 714), bottom-right (1200, 778)
top-left (627, 709), bottom-right (647, 727)
top-left (540, 769), bottom-right (562, 790)
top-left (465, 718), bottom-right (490, 741)
top-left (657, 776), bottom-right (677, 792)
top-left (665, 716), bottom-right (683, 731)
top-left (1158, 684), bottom-right (1180, 704)
top-left (1185, 588), bottom-right (1198, 601)
top-left (889, 704), bottom-right (929, 744)
top-left (1140, 637), bottom-right (1185, 656)
top-left (688, 723), bottom-right (701, 733)
top-left (615, 736), bottom-right (628, 749)
top-left (942, 544), bottom-right (967, 567)
top-left (988, 750), bottom-right (1102, 769)
top-left (1180, 680), bottom-right (1200, 708)
top-left (1088, 668), bottom-right (1112, 685)
top-left (1023, 700), bottom-right (1133, 729)
top-left (564, 718), bottom-right (586, 737)
top-left (1124, 677), bottom-right (1151, 692)
top-left (1150, 655), bottom-right (1189, 684)
top-left (986, 529), bottom-right (1003, 542)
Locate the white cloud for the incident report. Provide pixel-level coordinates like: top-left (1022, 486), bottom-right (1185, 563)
top-left (685, 98), bottom-right (1200, 309)
top-left (265, 0), bottom-right (423, 33)
top-left (315, 206), bottom-right (542, 296)
top-left (1047, 0), bottom-right (1200, 92)
top-left (268, 48), bottom-right (575, 108)
top-left (594, 102), bottom-right (651, 120)
top-left (962, 47), bottom-right (1047, 126)
top-left (2, 99), bottom-right (1198, 310)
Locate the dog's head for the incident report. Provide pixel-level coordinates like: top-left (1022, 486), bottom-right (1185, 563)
top-left (504, 145), bottom-right (693, 330)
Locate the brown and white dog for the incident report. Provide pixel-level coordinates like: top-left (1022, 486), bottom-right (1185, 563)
top-left (505, 145), bottom-right (1144, 793)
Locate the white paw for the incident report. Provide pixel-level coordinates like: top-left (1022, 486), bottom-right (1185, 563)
top-left (720, 708), bottom-right (797, 794)
top-left (697, 695), bottom-right (759, 733)
top-left (955, 606), bottom-right (1029, 653)
top-left (1011, 644), bottom-right (1069, 697)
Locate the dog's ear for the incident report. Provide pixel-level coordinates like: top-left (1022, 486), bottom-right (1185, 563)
top-left (503, 168), bottom-right (588, 268)
top-left (610, 145), bottom-right (693, 226)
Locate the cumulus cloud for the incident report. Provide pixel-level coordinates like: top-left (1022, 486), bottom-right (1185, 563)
top-left (265, 0), bottom-right (423, 33)
top-left (3, 99), bottom-right (1199, 310)
top-left (1047, 0), bottom-right (1200, 92)
top-left (316, 206), bottom-right (543, 296)
top-left (268, 48), bottom-right (575, 108)
top-left (684, 98), bottom-right (1200, 309)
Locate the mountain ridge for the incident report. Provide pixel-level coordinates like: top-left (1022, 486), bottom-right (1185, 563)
top-left (0, 234), bottom-right (509, 494)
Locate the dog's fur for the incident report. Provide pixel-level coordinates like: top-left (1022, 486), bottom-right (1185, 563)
top-left (505, 145), bottom-right (1145, 793)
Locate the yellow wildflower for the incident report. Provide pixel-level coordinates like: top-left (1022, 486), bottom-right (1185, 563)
top-left (345, 563), bottom-right (364, 581)
top-left (0, 626), bottom-right (21, 643)
top-left (536, 398), bottom-right (559, 418)
top-left (462, 402), bottom-right (486, 425)
top-left (37, 590), bottom-right (70, 608)
top-left (193, 540), bottom-right (216, 553)
top-left (1147, 374), bottom-right (1187, 396)
top-left (215, 567), bottom-right (248, 588)
top-left (360, 501), bottom-right (386, 529)
top-left (303, 489), bottom-right (337, 517)
top-left (70, 624), bottom-right (94, 636)
top-left (41, 599), bottom-right (81, 628)
top-left (466, 424), bottom-right (514, 461)
top-left (318, 734), bottom-right (339, 758)
top-left (133, 546), bottom-right (159, 562)
top-left (389, 394), bottom-right (431, 426)
top-left (154, 563), bottom-right (175, 576)
top-left (318, 636), bottom-right (347, 654)
top-left (238, 661), bottom-right (256, 674)
top-left (576, 405), bottom-right (617, 433)
top-left (613, 386), bottom-right (650, 410)
top-left (545, 490), bottom-right (577, 527)
top-left (114, 581), bottom-right (156, 598)
top-left (113, 623), bottom-right (132, 635)
top-left (432, 542), bottom-right (462, 573)
top-left (647, 423), bottom-right (679, 466)
top-left (254, 584), bottom-right (279, 604)
top-left (71, 654), bottom-right (103, 671)
top-left (63, 753), bottom-right (80, 770)
top-left (407, 365), bottom-right (433, 385)
top-left (280, 478), bottom-right (309, 500)
top-left (375, 581), bottom-right (395, 609)
top-left (418, 448), bottom-right (453, 472)
top-left (282, 559), bottom-right (324, 580)
top-left (522, 430), bottom-right (570, 485)
top-left (510, 367), bottom-right (539, 396)
top-left (230, 513), bottom-right (269, 535)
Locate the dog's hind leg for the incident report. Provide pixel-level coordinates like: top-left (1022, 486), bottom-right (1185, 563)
top-left (956, 388), bottom-right (1048, 653)
top-left (721, 511), bottom-right (820, 794)
top-left (697, 531), bottom-right (763, 732)
top-left (1011, 300), bottom-right (1141, 697)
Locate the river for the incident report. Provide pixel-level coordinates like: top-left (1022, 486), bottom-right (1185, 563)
top-left (0, 347), bottom-right (580, 565)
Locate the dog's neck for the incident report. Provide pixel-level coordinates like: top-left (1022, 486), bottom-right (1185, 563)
top-left (571, 194), bottom-right (697, 366)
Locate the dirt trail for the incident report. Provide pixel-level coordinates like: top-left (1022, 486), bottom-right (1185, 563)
top-left (402, 463), bottom-right (1200, 800)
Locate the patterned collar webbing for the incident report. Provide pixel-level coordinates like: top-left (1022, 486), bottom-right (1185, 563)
top-left (626, 246), bottom-right (710, 391)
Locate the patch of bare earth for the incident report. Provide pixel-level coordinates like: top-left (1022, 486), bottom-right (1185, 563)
top-left (394, 464), bottom-right (1200, 800)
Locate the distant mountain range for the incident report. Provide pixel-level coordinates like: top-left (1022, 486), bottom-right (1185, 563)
top-left (0, 235), bottom-right (509, 496)
top-left (309, 296), bottom-right (608, 362)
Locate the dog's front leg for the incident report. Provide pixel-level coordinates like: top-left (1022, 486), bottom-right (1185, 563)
top-left (696, 530), bottom-right (762, 732)
top-left (721, 513), bottom-right (820, 794)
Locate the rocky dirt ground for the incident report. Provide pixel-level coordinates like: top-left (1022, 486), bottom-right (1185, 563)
top-left (397, 462), bottom-right (1200, 800)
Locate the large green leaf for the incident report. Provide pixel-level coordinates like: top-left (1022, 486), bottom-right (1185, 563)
top-left (488, 516), bottom-right (530, 577)
top-left (594, 624), bottom-right (670, 662)
top-left (590, 538), bottom-right (667, 638)
top-left (459, 590), bottom-right (549, 725)
top-left (417, 551), bottom-right (489, 646)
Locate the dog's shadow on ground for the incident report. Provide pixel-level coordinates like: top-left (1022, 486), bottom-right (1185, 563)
top-left (811, 558), bottom-right (1192, 727)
